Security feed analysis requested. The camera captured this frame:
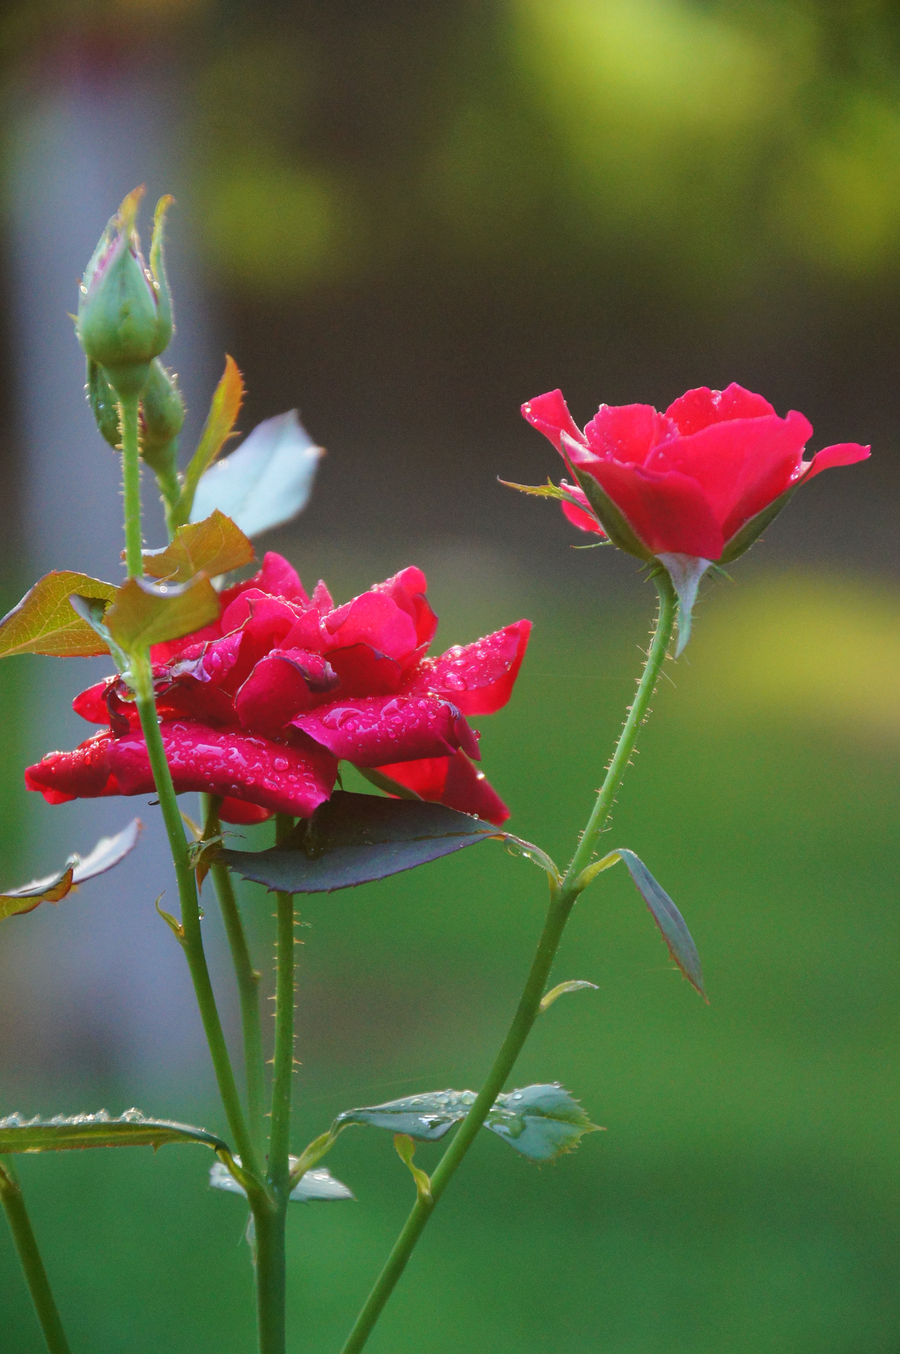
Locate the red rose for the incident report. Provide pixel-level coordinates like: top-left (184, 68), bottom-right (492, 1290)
top-left (26, 553), bottom-right (530, 827)
top-left (522, 383), bottom-right (869, 562)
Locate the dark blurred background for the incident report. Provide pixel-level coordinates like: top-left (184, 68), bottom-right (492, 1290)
top-left (1, 3), bottom-right (899, 1351)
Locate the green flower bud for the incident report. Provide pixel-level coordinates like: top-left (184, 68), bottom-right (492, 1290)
top-left (140, 360), bottom-right (185, 521)
top-left (76, 188), bottom-right (174, 399)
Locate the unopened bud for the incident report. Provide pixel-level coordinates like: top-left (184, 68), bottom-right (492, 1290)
top-left (76, 188), bottom-right (174, 399)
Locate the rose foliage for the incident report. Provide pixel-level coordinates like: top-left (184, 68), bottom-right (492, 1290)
top-left (26, 554), bottom-right (530, 827)
top-left (522, 382), bottom-right (870, 562)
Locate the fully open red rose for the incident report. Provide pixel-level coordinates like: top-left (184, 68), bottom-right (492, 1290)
top-left (26, 553), bottom-right (530, 827)
top-left (522, 383), bottom-right (870, 562)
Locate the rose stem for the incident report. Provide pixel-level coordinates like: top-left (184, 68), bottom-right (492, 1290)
top-left (202, 794), bottom-right (268, 1165)
top-left (254, 815), bottom-right (297, 1354)
top-left (338, 572), bottom-right (678, 1354)
top-left (0, 1158), bottom-right (72, 1354)
top-left (119, 393), bottom-right (261, 1183)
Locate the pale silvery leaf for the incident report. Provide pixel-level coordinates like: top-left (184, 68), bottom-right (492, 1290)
top-left (190, 410), bottom-right (323, 539)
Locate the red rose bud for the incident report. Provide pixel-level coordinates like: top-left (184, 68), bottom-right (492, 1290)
top-left (26, 553), bottom-right (531, 827)
top-left (522, 382), bottom-right (870, 652)
top-left (76, 188), bottom-right (174, 398)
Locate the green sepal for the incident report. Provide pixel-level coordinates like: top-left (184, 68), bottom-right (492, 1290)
top-left (718, 482), bottom-right (800, 563)
top-left (655, 552), bottom-right (713, 656)
top-left (86, 359), bottom-right (121, 449)
top-left (568, 461), bottom-right (655, 561)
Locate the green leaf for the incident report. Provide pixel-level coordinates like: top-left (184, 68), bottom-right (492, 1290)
top-left (484, 1084), bottom-right (599, 1161)
top-left (718, 482), bottom-right (799, 564)
top-left (539, 979), bottom-right (598, 1013)
top-left (173, 355), bottom-right (244, 525)
top-left (335, 1089), bottom-right (476, 1141)
top-left (0, 1110), bottom-right (228, 1155)
top-left (221, 792), bottom-right (500, 894)
top-left (104, 574), bottom-right (220, 653)
top-left (502, 835), bottom-right (561, 887)
top-left (615, 849), bottom-right (706, 999)
top-left (209, 1158), bottom-right (354, 1203)
top-left (335, 1084), bottom-right (599, 1163)
top-left (140, 510), bottom-right (254, 583)
top-left (655, 552), bottom-right (713, 656)
top-left (189, 410), bottom-right (323, 539)
top-left (568, 458), bottom-right (655, 561)
top-left (0, 820), bottom-right (141, 922)
top-left (0, 571), bottom-right (117, 658)
top-left (68, 594), bottom-right (129, 674)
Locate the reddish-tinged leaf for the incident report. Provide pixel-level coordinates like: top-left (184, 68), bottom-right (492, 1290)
top-left (0, 819), bottom-right (141, 922)
top-left (104, 575), bottom-right (221, 653)
top-left (0, 572), bottom-right (117, 658)
top-left (140, 510), bottom-right (254, 583)
top-left (174, 355), bottom-right (245, 525)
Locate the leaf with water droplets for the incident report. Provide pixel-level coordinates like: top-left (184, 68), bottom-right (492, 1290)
top-left (333, 1083), bottom-right (599, 1163)
top-left (0, 1110), bottom-right (228, 1155)
top-left (0, 571), bottom-right (117, 658)
top-left (221, 791), bottom-right (500, 894)
top-left (335, 1089), bottom-right (476, 1140)
top-left (484, 1084), bottom-right (599, 1161)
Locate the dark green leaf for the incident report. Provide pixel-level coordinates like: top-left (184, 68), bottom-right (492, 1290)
top-left (0, 1110), bottom-right (228, 1155)
top-left (104, 574), bottom-right (220, 653)
top-left (0, 820), bottom-right (141, 922)
top-left (615, 848), bottom-right (706, 998)
top-left (485, 1084), bottom-right (599, 1161)
top-left (140, 510), bottom-right (254, 583)
top-left (719, 482), bottom-right (799, 564)
top-left (655, 552), bottom-right (713, 656)
top-left (0, 571), bottom-right (117, 658)
top-left (335, 1089), bottom-right (476, 1140)
top-left (209, 1158), bottom-right (354, 1203)
top-left (189, 410), bottom-right (323, 538)
top-left (221, 792), bottom-right (499, 894)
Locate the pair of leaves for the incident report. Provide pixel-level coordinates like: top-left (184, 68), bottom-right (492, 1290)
top-left (172, 356), bottom-right (323, 538)
top-left (220, 794), bottom-right (704, 998)
top-left (0, 511), bottom-right (251, 663)
top-left (209, 1157), bottom-right (353, 1205)
top-left (0, 820), bottom-right (141, 922)
top-left (335, 1083), bottom-right (598, 1163)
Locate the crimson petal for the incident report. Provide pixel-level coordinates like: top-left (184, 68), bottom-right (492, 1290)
top-left (404, 621), bottom-right (531, 716)
top-left (376, 750), bottom-right (510, 825)
top-left (294, 694), bottom-right (479, 766)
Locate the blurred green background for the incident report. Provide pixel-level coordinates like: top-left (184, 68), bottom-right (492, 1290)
top-left (1, 2), bottom-right (899, 1351)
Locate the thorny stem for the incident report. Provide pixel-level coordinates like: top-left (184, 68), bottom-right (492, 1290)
top-left (252, 814), bottom-right (297, 1354)
top-left (338, 572), bottom-right (678, 1354)
top-left (119, 398), bottom-right (261, 1184)
top-left (202, 794), bottom-right (268, 1166)
top-left (119, 393), bottom-right (144, 578)
top-left (0, 1158), bottom-right (72, 1354)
